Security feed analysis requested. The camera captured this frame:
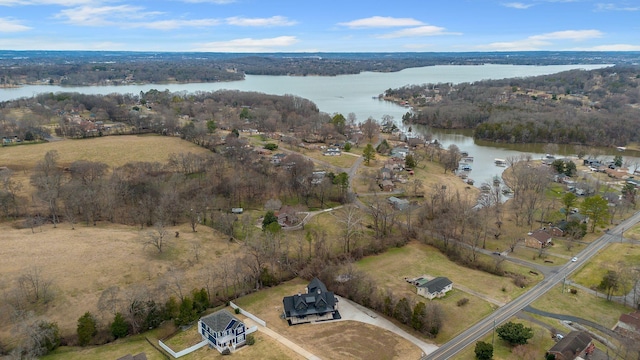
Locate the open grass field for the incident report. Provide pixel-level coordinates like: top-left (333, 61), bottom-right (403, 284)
top-left (0, 135), bottom-right (212, 199)
top-left (454, 318), bottom-right (557, 360)
top-left (532, 284), bottom-right (632, 328)
top-left (0, 134), bottom-right (209, 170)
top-left (355, 241), bottom-right (542, 343)
top-left (45, 324), bottom-right (302, 360)
top-left (233, 278), bottom-right (423, 360)
top-left (571, 243), bottom-right (640, 296)
top-left (0, 220), bottom-right (241, 342)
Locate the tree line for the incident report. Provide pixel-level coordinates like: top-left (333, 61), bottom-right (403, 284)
top-left (395, 65), bottom-right (640, 147)
top-left (2, 51), bottom-right (638, 86)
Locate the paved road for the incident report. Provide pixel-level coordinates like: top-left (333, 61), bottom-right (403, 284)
top-left (424, 211), bottom-right (640, 359)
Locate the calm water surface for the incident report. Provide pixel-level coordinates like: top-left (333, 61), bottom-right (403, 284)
top-left (3, 63), bottom-right (632, 186)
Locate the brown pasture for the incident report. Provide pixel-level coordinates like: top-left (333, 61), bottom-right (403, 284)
top-left (0, 221), bottom-right (240, 341)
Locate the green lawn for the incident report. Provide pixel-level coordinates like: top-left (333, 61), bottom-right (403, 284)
top-left (571, 243), bottom-right (640, 296)
top-left (355, 242), bottom-right (543, 343)
top-left (532, 284), bottom-right (633, 328)
top-left (454, 318), bottom-right (556, 360)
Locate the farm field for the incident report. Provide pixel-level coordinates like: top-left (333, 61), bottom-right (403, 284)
top-left (0, 134), bottom-right (209, 170)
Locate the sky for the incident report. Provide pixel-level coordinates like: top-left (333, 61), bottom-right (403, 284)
top-left (0, 0), bottom-right (639, 52)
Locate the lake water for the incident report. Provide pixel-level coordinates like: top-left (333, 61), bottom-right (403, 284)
top-left (2, 63), bottom-right (631, 187)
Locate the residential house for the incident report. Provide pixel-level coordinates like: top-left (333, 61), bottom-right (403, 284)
top-left (380, 180), bottom-right (394, 192)
top-left (198, 310), bottom-right (246, 354)
top-left (546, 331), bottom-right (594, 360)
top-left (416, 277), bottom-right (453, 300)
top-left (323, 147), bottom-right (341, 156)
top-left (614, 311), bottom-right (640, 339)
top-left (271, 153), bottom-right (286, 165)
top-left (525, 229), bottom-right (552, 249)
top-left (388, 196), bottom-right (410, 210)
top-left (282, 278), bottom-right (339, 325)
top-left (311, 171), bottom-right (326, 185)
top-left (380, 167), bottom-right (393, 180)
top-left (390, 146), bottom-right (409, 160)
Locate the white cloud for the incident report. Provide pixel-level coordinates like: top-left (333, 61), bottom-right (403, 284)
top-left (530, 29), bottom-right (603, 41)
top-left (0, 38), bottom-right (126, 50)
top-left (338, 16), bottom-right (423, 29)
top-left (0, 0), bottom-right (98, 5)
top-left (226, 16), bottom-right (297, 27)
top-left (0, 17), bottom-right (30, 32)
top-left (133, 19), bottom-right (220, 30)
top-left (55, 5), bottom-right (154, 26)
top-left (502, 2), bottom-right (534, 9)
top-left (55, 5), bottom-right (220, 30)
top-left (478, 39), bottom-right (550, 51)
top-left (572, 44), bottom-right (640, 51)
top-left (403, 43), bottom-right (434, 50)
top-left (193, 36), bottom-right (298, 52)
top-left (477, 29), bottom-right (603, 50)
top-left (595, 3), bottom-right (639, 11)
top-left (378, 25), bottom-right (460, 38)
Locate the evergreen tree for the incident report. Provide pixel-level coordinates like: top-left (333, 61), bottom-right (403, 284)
top-left (411, 301), bottom-right (426, 332)
top-left (496, 321), bottom-right (533, 346)
top-left (262, 210), bottom-right (279, 230)
top-left (77, 312), bottom-right (97, 346)
top-left (110, 312), bottom-right (130, 339)
top-left (363, 143), bottom-right (376, 165)
top-left (475, 341), bottom-right (493, 360)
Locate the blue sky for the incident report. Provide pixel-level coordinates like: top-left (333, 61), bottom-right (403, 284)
top-left (0, 0), bottom-right (639, 52)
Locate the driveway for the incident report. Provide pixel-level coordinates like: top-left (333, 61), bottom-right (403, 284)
top-left (335, 295), bottom-right (439, 356)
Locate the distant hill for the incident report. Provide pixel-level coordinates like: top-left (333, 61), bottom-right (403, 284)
top-left (1, 51), bottom-right (639, 86)
top-left (394, 64), bottom-right (640, 147)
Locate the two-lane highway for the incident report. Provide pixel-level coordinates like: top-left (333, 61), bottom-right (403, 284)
top-left (425, 211), bottom-right (640, 359)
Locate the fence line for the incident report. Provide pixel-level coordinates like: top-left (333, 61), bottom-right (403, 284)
top-left (229, 301), bottom-right (267, 327)
top-left (158, 339), bottom-right (208, 358)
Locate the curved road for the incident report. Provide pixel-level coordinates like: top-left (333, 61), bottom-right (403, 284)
top-left (424, 211), bottom-right (640, 359)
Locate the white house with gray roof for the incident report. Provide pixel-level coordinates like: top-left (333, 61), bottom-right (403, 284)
top-left (198, 309), bottom-right (246, 354)
top-left (416, 277), bottom-right (453, 300)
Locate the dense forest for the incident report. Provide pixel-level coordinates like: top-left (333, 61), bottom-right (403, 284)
top-left (393, 65), bottom-right (640, 147)
top-left (1, 51), bottom-right (639, 86)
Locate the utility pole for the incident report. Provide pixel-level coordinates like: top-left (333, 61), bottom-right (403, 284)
top-left (492, 318), bottom-right (496, 347)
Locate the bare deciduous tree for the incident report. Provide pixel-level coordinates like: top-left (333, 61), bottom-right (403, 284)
top-left (333, 205), bottom-right (364, 253)
top-left (143, 222), bottom-right (169, 253)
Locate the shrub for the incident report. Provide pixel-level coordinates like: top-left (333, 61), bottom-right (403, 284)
top-left (457, 298), bottom-right (469, 307)
top-left (246, 334), bottom-right (255, 345)
top-left (77, 312), bottom-right (97, 346)
top-left (234, 308), bottom-right (241, 314)
top-left (110, 312), bottom-right (129, 339)
top-left (263, 143), bottom-right (278, 151)
top-left (474, 341), bottom-right (493, 360)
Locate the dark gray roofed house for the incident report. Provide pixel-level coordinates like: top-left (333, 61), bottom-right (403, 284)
top-left (416, 277), bottom-right (453, 300)
top-left (283, 278), bottom-right (340, 325)
top-left (198, 309), bottom-right (247, 354)
top-left (547, 331), bottom-right (594, 360)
